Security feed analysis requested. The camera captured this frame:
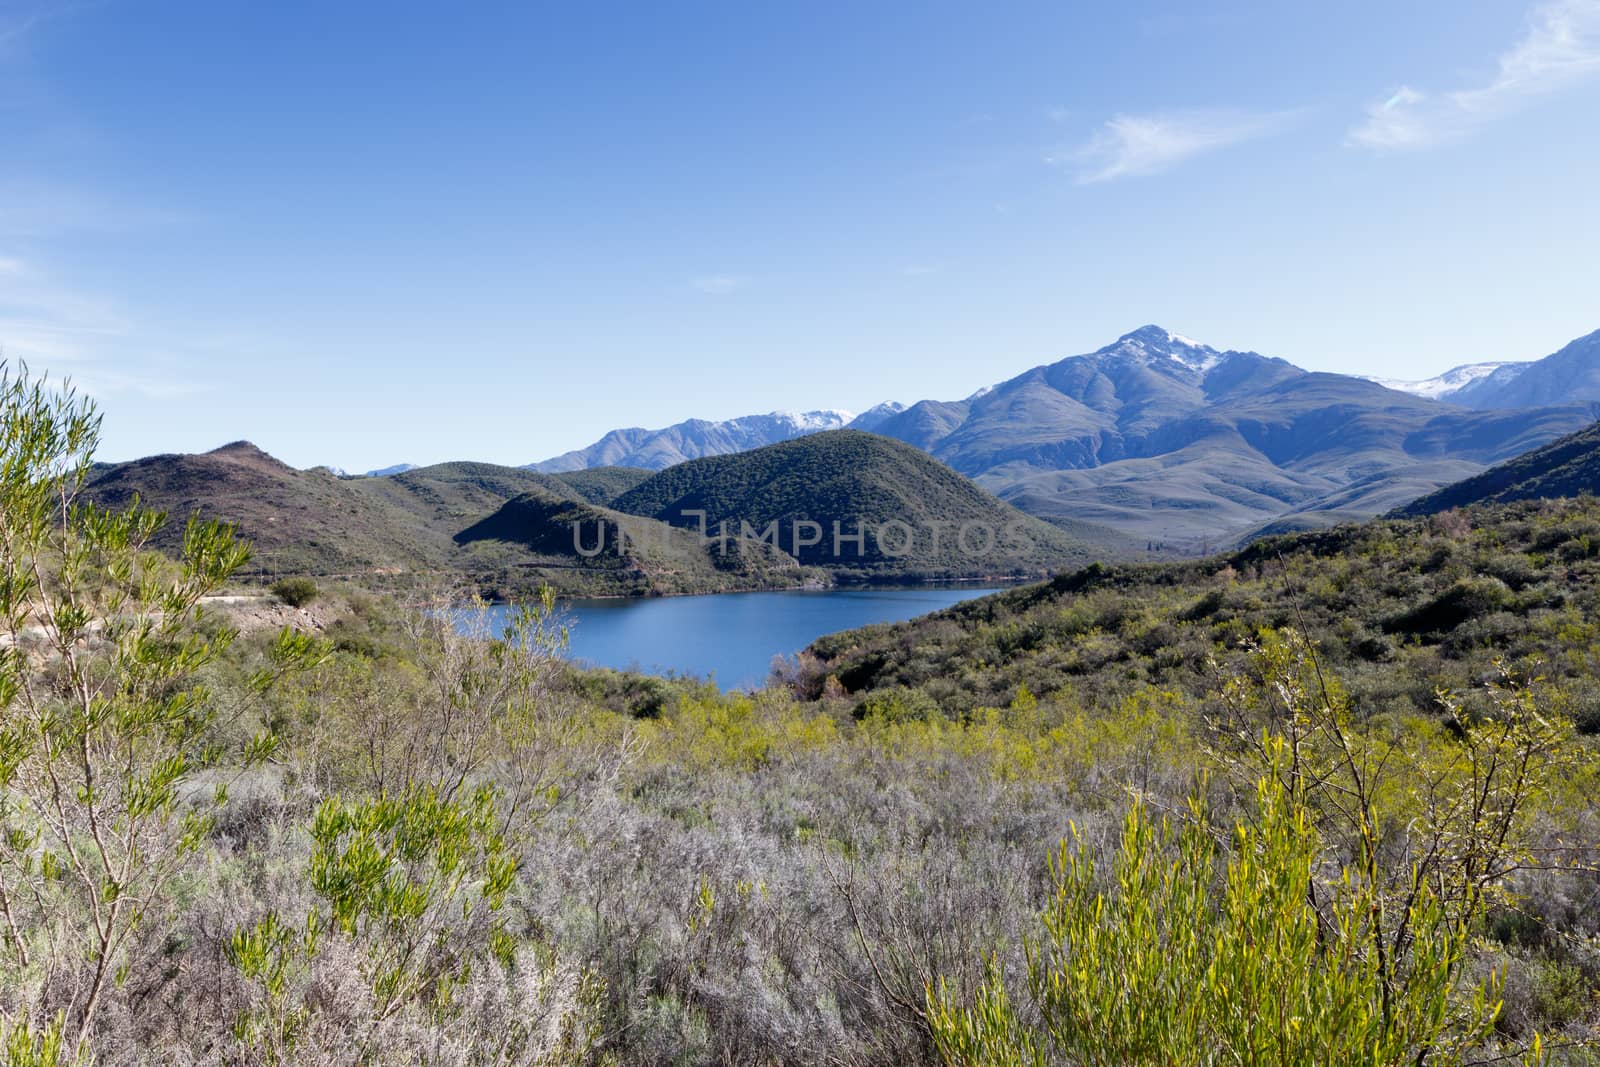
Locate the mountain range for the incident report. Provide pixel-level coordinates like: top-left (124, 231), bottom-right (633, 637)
top-left (528, 409), bottom-right (865, 472)
top-left (1365, 329), bottom-right (1600, 408)
top-left (522, 325), bottom-right (1600, 551)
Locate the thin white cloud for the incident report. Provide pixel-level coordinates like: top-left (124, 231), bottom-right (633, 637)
top-left (1061, 109), bottom-right (1297, 184)
top-left (1350, 0), bottom-right (1600, 148)
top-left (690, 275), bottom-right (743, 295)
top-left (0, 256), bottom-right (204, 400)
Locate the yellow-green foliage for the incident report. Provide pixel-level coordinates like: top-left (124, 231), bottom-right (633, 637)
top-left (641, 689), bottom-right (838, 771)
top-left (926, 630), bottom-right (1585, 1066)
top-left (851, 684), bottom-right (1196, 791)
top-left (1, 1014), bottom-right (85, 1067)
top-left (928, 766), bottom-right (1510, 1067)
top-left (633, 675), bottom-right (1202, 792)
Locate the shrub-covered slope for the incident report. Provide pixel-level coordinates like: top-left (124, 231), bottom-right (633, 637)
top-left (549, 465), bottom-right (655, 505)
top-left (454, 486), bottom-right (803, 596)
top-left (86, 442), bottom-right (437, 576)
top-left (799, 496), bottom-right (1600, 732)
top-left (24, 370), bottom-right (1600, 1064)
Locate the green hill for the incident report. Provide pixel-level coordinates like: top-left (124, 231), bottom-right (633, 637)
top-left (84, 444), bottom-right (805, 597)
top-left (548, 465), bottom-right (655, 505)
top-left (611, 429), bottom-right (1105, 578)
top-left (454, 486), bottom-right (803, 596)
top-left (1394, 419), bottom-right (1600, 516)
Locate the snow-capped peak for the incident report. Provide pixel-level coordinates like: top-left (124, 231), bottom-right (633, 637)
top-left (1110, 325), bottom-right (1222, 373)
top-left (769, 409), bottom-right (853, 430)
top-left (847, 402), bottom-right (907, 432)
top-left (1170, 348), bottom-right (1222, 373)
top-left (1364, 362), bottom-right (1528, 401)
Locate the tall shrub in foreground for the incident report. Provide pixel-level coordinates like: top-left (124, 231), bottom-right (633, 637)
top-left (0, 368), bottom-right (324, 1058)
top-left (927, 754), bottom-right (1518, 1066)
top-left (928, 630), bottom-right (1573, 1066)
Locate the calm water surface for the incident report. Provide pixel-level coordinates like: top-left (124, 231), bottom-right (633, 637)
top-left (486, 585), bottom-right (1005, 688)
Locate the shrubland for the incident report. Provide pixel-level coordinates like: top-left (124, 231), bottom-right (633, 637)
top-left (2, 369), bottom-right (1598, 1064)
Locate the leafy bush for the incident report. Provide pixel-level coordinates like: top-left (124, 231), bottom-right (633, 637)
top-left (930, 776), bottom-right (1504, 1066)
top-left (856, 685), bottom-right (940, 723)
top-left (271, 576), bottom-right (320, 607)
top-left (0, 369), bottom-right (326, 1058)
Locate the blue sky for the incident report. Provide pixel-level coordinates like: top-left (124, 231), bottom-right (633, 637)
top-left (2, 0), bottom-right (1598, 471)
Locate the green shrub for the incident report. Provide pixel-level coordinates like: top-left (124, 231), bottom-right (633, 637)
top-left (928, 768), bottom-right (1507, 1066)
top-left (271, 576), bottom-right (320, 607)
top-left (855, 685), bottom-right (941, 723)
top-left (1384, 576), bottom-right (1514, 636)
top-left (1530, 958), bottom-right (1592, 1029)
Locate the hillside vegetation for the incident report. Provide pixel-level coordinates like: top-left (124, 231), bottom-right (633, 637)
top-left (454, 485), bottom-right (804, 596)
top-left (548, 465), bottom-right (654, 504)
top-left (612, 429), bottom-right (1114, 577)
top-left (87, 435), bottom-right (1109, 594)
top-left (795, 497), bottom-right (1600, 729)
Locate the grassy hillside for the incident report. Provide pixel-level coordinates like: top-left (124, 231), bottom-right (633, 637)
top-left (84, 436), bottom-right (1105, 592)
top-left (611, 429), bottom-right (1103, 578)
top-left (85, 444), bottom-right (807, 597)
top-left (1396, 419), bottom-right (1600, 516)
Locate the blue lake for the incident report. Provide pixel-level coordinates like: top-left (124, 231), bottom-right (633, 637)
top-left (485, 585), bottom-right (1005, 688)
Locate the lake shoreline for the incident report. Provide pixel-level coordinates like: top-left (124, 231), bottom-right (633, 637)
top-left (480, 584), bottom-right (1012, 687)
top-left (537, 572), bottom-right (1036, 604)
